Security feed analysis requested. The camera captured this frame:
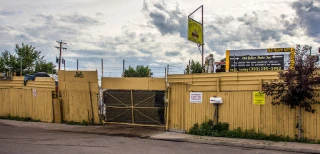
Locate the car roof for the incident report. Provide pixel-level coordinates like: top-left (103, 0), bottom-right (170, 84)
top-left (35, 72), bottom-right (48, 74)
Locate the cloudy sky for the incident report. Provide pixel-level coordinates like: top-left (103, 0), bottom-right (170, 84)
top-left (0, 0), bottom-right (319, 77)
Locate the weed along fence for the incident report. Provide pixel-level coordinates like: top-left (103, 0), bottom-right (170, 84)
top-left (0, 76), bottom-right (56, 122)
top-left (167, 71), bottom-right (320, 140)
top-left (101, 77), bottom-right (166, 126)
top-left (58, 70), bottom-right (100, 124)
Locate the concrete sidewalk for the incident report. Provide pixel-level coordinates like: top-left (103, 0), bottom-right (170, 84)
top-left (150, 132), bottom-right (320, 153)
top-left (1, 119), bottom-right (320, 153)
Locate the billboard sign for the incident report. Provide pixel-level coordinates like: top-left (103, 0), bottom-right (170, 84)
top-left (188, 18), bottom-right (203, 45)
top-left (226, 48), bottom-right (295, 72)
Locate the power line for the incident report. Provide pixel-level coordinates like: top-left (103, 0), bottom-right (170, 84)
top-left (34, 42), bottom-right (53, 48)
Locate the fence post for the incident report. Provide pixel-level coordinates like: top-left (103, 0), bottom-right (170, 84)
top-left (131, 89), bottom-right (134, 124)
top-left (166, 87), bottom-right (171, 131)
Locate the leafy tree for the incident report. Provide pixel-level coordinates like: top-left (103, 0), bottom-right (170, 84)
top-left (184, 60), bottom-right (202, 74)
top-left (35, 61), bottom-right (56, 74)
top-left (0, 53), bottom-right (7, 72)
top-left (262, 45), bottom-right (320, 139)
top-left (0, 43), bottom-right (56, 75)
top-left (123, 65), bottom-right (153, 77)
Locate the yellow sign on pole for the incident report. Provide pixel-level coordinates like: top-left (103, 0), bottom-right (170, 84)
top-left (188, 18), bottom-right (203, 45)
top-left (253, 92), bottom-right (265, 105)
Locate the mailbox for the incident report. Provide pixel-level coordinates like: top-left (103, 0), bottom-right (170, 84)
top-left (210, 97), bottom-right (222, 104)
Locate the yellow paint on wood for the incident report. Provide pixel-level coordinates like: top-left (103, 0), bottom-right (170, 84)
top-left (58, 70), bottom-right (100, 124)
top-left (0, 89), bottom-right (53, 122)
top-left (53, 98), bottom-right (62, 123)
top-left (168, 72), bottom-right (320, 140)
top-left (59, 70), bottom-right (98, 82)
top-left (101, 77), bottom-right (165, 90)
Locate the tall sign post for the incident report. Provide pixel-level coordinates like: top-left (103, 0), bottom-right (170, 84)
top-left (188, 5), bottom-right (204, 72)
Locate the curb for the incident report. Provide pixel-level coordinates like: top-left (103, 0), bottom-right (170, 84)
top-left (149, 137), bottom-right (320, 154)
top-left (51, 129), bottom-right (150, 138)
top-left (45, 127), bottom-right (160, 139)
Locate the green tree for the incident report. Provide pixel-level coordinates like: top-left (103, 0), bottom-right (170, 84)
top-left (262, 45), bottom-right (320, 139)
top-left (35, 61), bottom-right (56, 74)
top-left (0, 56), bottom-right (4, 72)
top-left (184, 60), bottom-right (202, 74)
top-left (0, 43), bottom-right (56, 75)
top-left (123, 65), bottom-right (153, 77)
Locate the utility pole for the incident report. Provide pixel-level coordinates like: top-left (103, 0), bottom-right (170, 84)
top-left (20, 54), bottom-right (22, 76)
top-left (122, 59), bottom-right (125, 77)
top-left (63, 59), bottom-right (66, 70)
top-left (77, 59), bottom-right (79, 71)
top-left (101, 59), bottom-right (103, 77)
top-left (167, 65), bottom-right (169, 75)
top-left (189, 60), bottom-right (191, 74)
top-left (165, 67), bottom-right (167, 82)
top-left (123, 59), bottom-right (125, 73)
top-left (55, 40), bottom-right (67, 70)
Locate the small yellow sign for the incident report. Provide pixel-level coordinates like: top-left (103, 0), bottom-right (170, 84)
top-left (253, 92), bottom-right (265, 105)
top-left (188, 18), bottom-right (203, 45)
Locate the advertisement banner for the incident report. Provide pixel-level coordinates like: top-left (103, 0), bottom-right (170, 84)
top-left (188, 18), bottom-right (203, 45)
top-left (226, 48), bottom-right (295, 72)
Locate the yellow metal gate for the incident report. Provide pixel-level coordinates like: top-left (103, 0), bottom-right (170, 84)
top-left (103, 90), bottom-right (165, 126)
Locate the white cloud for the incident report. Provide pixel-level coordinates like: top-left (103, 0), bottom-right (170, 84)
top-left (0, 0), bottom-right (319, 77)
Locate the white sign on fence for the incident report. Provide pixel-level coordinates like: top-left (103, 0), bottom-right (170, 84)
top-left (32, 89), bottom-right (37, 97)
top-left (190, 92), bottom-right (202, 103)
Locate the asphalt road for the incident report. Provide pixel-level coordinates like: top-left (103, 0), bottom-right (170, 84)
top-left (0, 123), bottom-right (303, 154)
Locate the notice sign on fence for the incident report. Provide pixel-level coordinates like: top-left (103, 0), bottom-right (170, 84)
top-left (190, 92), bottom-right (202, 103)
top-left (253, 92), bottom-right (265, 105)
top-left (33, 89), bottom-right (37, 98)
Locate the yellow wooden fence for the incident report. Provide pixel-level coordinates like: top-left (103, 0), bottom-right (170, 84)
top-left (0, 76), bottom-right (55, 122)
top-left (101, 77), bottom-right (166, 90)
top-left (167, 71), bottom-right (320, 140)
top-left (58, 70), bottom-right (100, 124)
